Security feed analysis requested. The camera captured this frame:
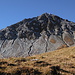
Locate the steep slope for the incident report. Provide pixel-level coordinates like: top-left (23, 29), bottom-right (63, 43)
top-left (0, 46), bottom-right (75, 75)
top-left (0, 13), bottom-right (75, 58)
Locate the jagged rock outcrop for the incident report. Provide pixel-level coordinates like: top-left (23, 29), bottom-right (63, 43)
top-left (0, 13), bottom-right (75, 58)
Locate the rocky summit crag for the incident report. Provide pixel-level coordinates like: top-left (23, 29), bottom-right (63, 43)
top-left (0, 13), bottom-right (75, 58)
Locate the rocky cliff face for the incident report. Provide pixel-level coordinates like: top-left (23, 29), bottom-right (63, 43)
top-left (0, 13), bottom-right (75, 58)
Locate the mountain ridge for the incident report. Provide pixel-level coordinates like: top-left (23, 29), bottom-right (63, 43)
top-left (0, 13), bottom-right (75, 58)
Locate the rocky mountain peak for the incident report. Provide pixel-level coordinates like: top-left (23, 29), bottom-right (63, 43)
top-left (0, 13), bottom-right (75, 58)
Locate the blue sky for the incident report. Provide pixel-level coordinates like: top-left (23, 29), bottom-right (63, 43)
top-left (0, 0), bottom-right (75, 29)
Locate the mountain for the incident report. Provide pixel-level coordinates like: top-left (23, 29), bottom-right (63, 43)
top-left (0, 46), bottom-right (75, 75)
top-left (0, 13), bottom-right (75, 58)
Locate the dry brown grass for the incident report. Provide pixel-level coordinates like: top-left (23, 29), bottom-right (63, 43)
top-left (57, 44), bottom-right (67, 49)
top-left (64, 36), bottom-right (74, 45)
top-left (0, 46), bottom-right (75, 75)
top-left (50, 39), bottom-right (56, 43)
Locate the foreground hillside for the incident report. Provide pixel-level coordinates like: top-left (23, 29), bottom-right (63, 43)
top-left (0, 46), bottom-right (75, 75)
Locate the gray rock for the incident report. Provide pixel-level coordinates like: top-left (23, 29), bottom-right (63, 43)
top-left (0, 13), bottom-right (75, 58)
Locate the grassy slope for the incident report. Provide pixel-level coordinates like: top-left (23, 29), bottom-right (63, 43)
top-left (0, 46), bottom-right (75, 75)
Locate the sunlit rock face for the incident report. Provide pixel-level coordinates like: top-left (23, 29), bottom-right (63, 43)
top-left (0, 13), bottom-right (75, 58)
